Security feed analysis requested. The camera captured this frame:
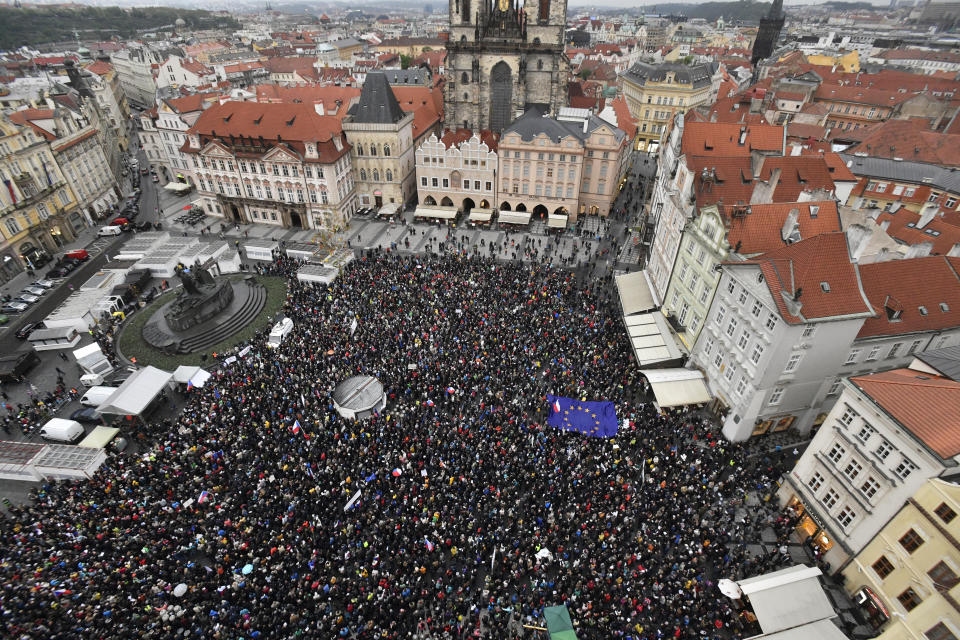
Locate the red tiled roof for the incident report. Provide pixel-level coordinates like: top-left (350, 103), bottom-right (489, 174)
top-left (8, 109), bottom-right (56, 140)
top-left (850, 368), bottom-right (960, 459)
top-left (857, 256), bottom-right (960, 338)
top-left (222, 61), bottom-right (265, 74)
top-left (878, 48), bottom-right (960, 63)
top-left (786, 122), bottom-right (827, 141)
top-left (181, 59), bottom-right (213, 76)
top-left (814, 84), bottom-right (914, 107)
top-left (776, 90), bottom-right (806, 102)
top-left (164, 94), bottom-right (209, 113)
top-left (735, 232), bottom-right (872, 323)
top-left (756, 155), bottom-right (838, 201)
top-left (392, 85), bottom-right (443, 135)
top-left (875, 208), bottom-right (960, 255)
top-left (846, 119), bottom-right (960, 167)
top-left (681, 121), bottom-right (784, 157)
top-left (723, 201), bottom-right (842, 256)
top-left (439, 128), bottom-right (499, 152)
top-left (265, 56), bottom-right (317, 74)
top-left (84, 60), bottom-right (113, 76)
top-left (689, 156), bottom-right (756, 208)
top-left (608, 96), bottom-right (636, 140)
top-left (185, 101), bottom-right (347, 163)
top-left (820, 152), bottom-right (858, 182)
top-left (254, 84), bottom-right (360, 118)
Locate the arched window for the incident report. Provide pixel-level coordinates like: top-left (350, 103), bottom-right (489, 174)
top-left (464, 92), bottom-right (469, 100)
top-left (373, 169), bottom-right (379, 182)
top-left (357, 145), bottom-right (364, 156)
top-left (370, 144), bottom-right (377, 156)
top-left (386, 169), bottom-right (393, 182)
top-left (383, 144), bottom-right (390, 156)
top-left (537, 59), bottom-right (543, 70)
top-left (461, 72), bottom-right (469, 84)
top-left (360, 168), bottom-right (367, 181)
top-left (461, 35), bottom-right (467, 42)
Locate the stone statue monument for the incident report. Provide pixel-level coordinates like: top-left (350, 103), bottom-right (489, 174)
top-left (163, 262), bottom-right (235, 332)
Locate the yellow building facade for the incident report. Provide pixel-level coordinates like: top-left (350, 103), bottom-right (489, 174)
top-left (619, 61), bottom-right (719, 153)
top-left (842, 477), bottom-right (960, 639)
top-left (806, 50), bottom-right (860, 73)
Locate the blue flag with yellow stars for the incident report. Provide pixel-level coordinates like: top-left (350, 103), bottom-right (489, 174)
top-left (546, 394), bottom-right (618, 438)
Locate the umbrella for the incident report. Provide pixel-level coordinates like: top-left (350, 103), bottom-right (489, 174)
top-left (182, 205), bottom-right (192, 210)
top-left (392, 468), bottom-right (402, 477)
top-left (173, 583), bottom-right (188, 597)
top-left (718, 578), bottom-right (743, 599)
top-left (242, 564), bottom-right (254, 575)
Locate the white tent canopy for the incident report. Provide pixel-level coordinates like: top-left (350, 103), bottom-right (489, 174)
top-left (640, 368), bottom-right (713, 408)
top-left (98, 366), bottom-right (173, 416)
top-left (172, 365), bottom-right (211, 388)
top-left (738, 565), bottom-right (837, 636)
top-left (547, 213), bottom-right (568, 228)
top-left (624, 313), bottom-right (683, 366)
top-left (468, 208), bottom-right (493, 223)
top-left (615, 270), bottom-right (658, 315)
top-left (414, 206), bottom-right (457, 220)
top-left (79, 426), bottom-right (120, 449)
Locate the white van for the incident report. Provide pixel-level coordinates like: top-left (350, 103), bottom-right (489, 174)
top-left (81, 386), bottom-right (117, 408)
top-left (39, 418), bottom-right (85, 444)
top-left (266, 317), bottom-right (294, 348)
top-left (97, 226), bottom-right (123, 237)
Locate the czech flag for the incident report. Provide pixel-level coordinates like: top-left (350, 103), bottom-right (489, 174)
top-left (446, 387), bottom-right (455, 394)
top-left (392, 468), bottom-right (402, 477)
top-left (198, 491), bottom-right (211, 504)
top-left (553, 399), bottom-right (562, 414)
top-left (290, 420), bottom-right (301, 435)
top-left (424, 537), bottom-right (434, 552)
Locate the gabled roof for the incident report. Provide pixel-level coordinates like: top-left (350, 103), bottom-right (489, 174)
top-left (756, 155), bottom-right (838, 201)
top-left (689, 156), bottom-right (755, 207)
top-left (850, 368), bottom-right (960, 459)
top-left (874, 208), bottom-right (960, 255)
top-left (84, 60), bottom-right (114, 76)
top-left (731, 232), bottom-right (872, 323)
top-left (681, 121), bottom-right (784, 157)
top-left (348, 71), bottom-right (406, 124)
top-left (439, 128), bottom-right (499, 152)
top-left (264, 56), bottom-right (317, 74)
top-left (723, 201), bottom-right (842, 256)
top-left (857, 256), bottom-right (960, 338)
top-left (814, 84), bottom-right (913, 107)
top-left (846, 119), bottom-right (960, 168)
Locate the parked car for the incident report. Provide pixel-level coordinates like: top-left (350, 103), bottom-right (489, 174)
top-left (0, 314), bottom-right (8, 325)
top-left (112, 217), bottom-right (130, 227)
top-left (64, 249), bottom-right (89, 261)
top-left (69, 407), bottom-right (103, 424)
top-left (0, 302), bottom-right (28, 314)
top-left (47, 265), bottom-right (70, 278)
top-left (15, 322), bottom-right (40, 340)
top-left (140, 167), bottom-right (148, 175)
top-left (21, 286), bottom-right (46, 297)
top-left (152, 175), bottom-right (159, 183)
top-left (31, 279), bottom-right (55, 289)
top-left (13, 293), bottom-right (39, 304)
top-left (133, 220), bottom-right (153, 231)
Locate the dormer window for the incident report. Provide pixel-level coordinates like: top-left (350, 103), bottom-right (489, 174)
top-left (820, 282), bottom-right (831, 293)
top-left (919, 306), bottom-right (928, 316)
top-left (941, 303), bottom-right (951, 312)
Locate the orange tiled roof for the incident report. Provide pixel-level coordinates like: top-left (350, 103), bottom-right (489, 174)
top-left (875, 208), bottom-right (960, 255)
top-left (84, 60), bottom-right (113, 76)
top-left (857, 256), bottom-right (960, 339)
top-left (756, 155), bottom-right (838, 201)
top-left (439, 128), bottom-right (499, 152)
top-left (723, 201), bottom-right (842, 256)
top-left (681, 121), bottom-right (784, 157)
top-left (846, 119), bottom-right (960, 168)
top-left (850, 368), bottom-right (960, 459)
top-left (736, 232), bottom-right (872, 323)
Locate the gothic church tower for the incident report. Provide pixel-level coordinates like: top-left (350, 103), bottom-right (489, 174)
top-left (444, 0), bottom-right (568, 132)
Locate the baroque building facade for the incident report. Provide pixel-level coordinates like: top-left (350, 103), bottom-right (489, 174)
top-left (444, 0), bottom-right (569, 132)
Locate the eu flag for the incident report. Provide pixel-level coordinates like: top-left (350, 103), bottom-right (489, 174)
top-left (546, 394), bottom-right (618, 438)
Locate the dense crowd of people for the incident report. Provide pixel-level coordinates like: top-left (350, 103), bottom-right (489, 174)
top-left (1, 252), bottom-right (797, 639)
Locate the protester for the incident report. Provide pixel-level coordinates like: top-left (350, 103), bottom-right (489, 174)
top-left (0, 252), bottom-right (795, 639)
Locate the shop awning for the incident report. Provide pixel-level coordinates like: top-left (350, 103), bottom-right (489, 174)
top-left (378, 203), bottom-right (401, 217)
top-left (498, 210), bottom-right (531, 225)
top-left (98, 366), bottom-right (173, 416)
top-left (547, 213), bottom-right (568, 229)
top-left (639, 368), bottom-right (712, 408)
top-left (624, 312), bottom-right (683, 365)
top-left (468, 208), bottom-right (493, 223)
top-left (615, 270), bottom-right (657, 315)
top-left (164, 182), bottom-right (191, 193)
top-left (78, 426), bottom-right (119, 449)
top-left (737, 566), bottom-right (836, 635)
top-left (414, 206), bottom-right (457, 220)
top-left (544, 605), bottom-right (578, 640)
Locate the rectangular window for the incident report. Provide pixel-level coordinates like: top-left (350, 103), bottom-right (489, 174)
top-left (888, 343), bottom-right (903, 359)
top-left (873, 555), bottom-right (895, 579)
top-left (895, 457), bottom-right (918, 480)
top-left (900, 528), bottom-right (925, 553)
top-left (726, 317), bottom-right (738, 338)
top-left (927, 622), bottom-right (960, 640)
top-left (856, 423), bottom-right (876, 443)
top-left (714, 352), bottom-right (724, 369)
top-left (769, 386), bottom-right (784, 405)
top-left (837, 506), bottom-right (856, 528)
top-left (464, 180), bottom-right (470, 189)
top-left (737, 330), bottom-right (749, 351)
top-left (802, 326), bottom-right (816, 339)
top-left (808, 472), bottom-right (824, 492)
top-left (843, 460), bottom-right (863, 481)
top-left (750, 343), bottom-right (764, 365)
top-left (766, 314), bottom-right (777, 331)
top-left (875, 439), bottom-right (893, 460)
top-left (442, 178), bottom-right (449, 188)
top-left (898, 587), bottom-right (922, 612)
top-left (715, 306), bottom-right (726, 327)
top-left (421, 177), bottom-right (427, 187)
top-left (735, 376), bottom-right (746, 396)
top-left (822, 489), bottom-right (839, 509)
top-left (860, 477), bottom-right (880, 499)
top-left (784, 353), bottom-right (803, 373)
top-left (907, 339), bottom-right (923, 355)
top-left (752, 301), bottom-right (762, 317)
top-left (928, 561), bottom-right (960, 592)
top-left (828, 443), bottom-right (846, 464)
top-left (738, 290), bottom-right (748, 305)
top-left (828, 379), bottom-right (843, 395)
top-left (845, 349), bottom-right (861, 365)
top-left (866, 346), bottom-right (881, 361)
top-left (935, 502), bottom-right (958, 524)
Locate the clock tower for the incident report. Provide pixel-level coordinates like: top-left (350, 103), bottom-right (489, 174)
top-left (444, 0), bottom-right (568, 132)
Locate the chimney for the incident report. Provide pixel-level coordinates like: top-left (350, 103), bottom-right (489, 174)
top-left (781, 207), bottom-right (801, 243)
top-left (750, 150), bottom-right (766, 178)
top-left (750, 168), bottom-right (781, 205)
top-left (917, 202), bottom-right (939, 229)
top-left (905, 241), bottom-right (933, 259)
top-left (846, 223), bottom-right (872, 262)
top-left (314, 101), bottom-right (325, 116)
top-left (948, 243), bottom-right (960, 257)
top-left (880, 219), bottom-right (891, 232)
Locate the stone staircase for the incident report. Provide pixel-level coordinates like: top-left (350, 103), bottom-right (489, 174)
top-left (175, 279), bottom-right (267, 353)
